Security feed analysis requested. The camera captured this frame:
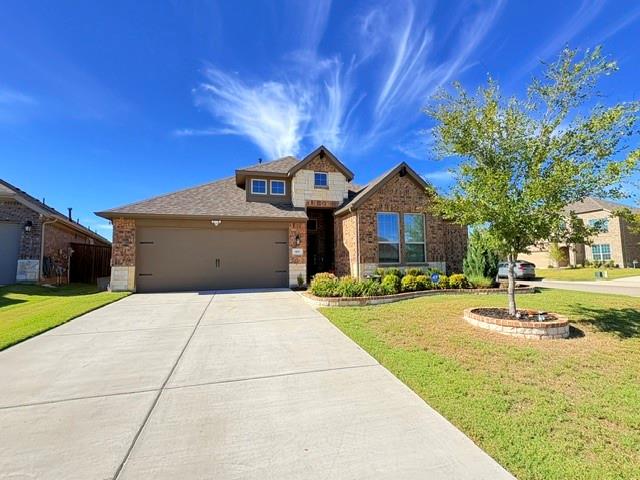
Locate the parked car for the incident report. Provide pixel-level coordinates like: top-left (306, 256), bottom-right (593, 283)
top-left (497, 261), bottom-right (536, 280)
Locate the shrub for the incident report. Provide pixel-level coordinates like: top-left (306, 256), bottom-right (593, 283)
top-left (401, 274), bottom-right (419, 292)
top-left (384, 267), bottom-right (403, 278)
top-left (467, 275), bottom-right (495, 289)
top-left (405, 268), bottom-right (423, 277)
top-left (374, 267), bottom-right (386, 278)
top-left (309, 272), bottom-right (339, 297)
top-left (360, 279), bottom-right (385, 297)
top-left (334, 276), bottom-right (364, 297)
top-left (463, 228), bottom-right (500, 279)
top-left (381, 274), bottom-right (401, 295)
top-left (436, 274), bottom-right (450, 289)
top-left (448, 273), bottom-right (469, 289)
top-left (297, 273), bottom-right (305, 287)
top-left (415, 274), bottom-right (432, 290)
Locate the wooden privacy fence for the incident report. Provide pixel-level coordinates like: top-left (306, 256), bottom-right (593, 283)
top-left (69, 243), bottom-right (112, 284)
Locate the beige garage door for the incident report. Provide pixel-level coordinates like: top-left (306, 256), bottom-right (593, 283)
top-left (136, 227), bottom-right (288, 292)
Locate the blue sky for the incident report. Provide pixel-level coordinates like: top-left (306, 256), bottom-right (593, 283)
top-left (1, 0), bottom-right (639, 240)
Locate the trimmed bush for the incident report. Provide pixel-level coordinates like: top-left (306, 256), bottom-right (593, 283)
top-left (405, 268), bottom-right (423, 277)
top-left (335, 276), bottom-right (363, 297)
top-left (467, 275), bottom-right (495, 289)
top-left (384, 267), bottom-right (403, 278)
top-left (448, 273), bottom-right (469, 289)
top-left (436, 274), bottom-right (450, 289)
top-left (415, 274), bottom-right (432, 290)
top-left (360, 279), bottom-right (385, 297)
top-left (309, 272), bottom-right (339, 297)
top-left (381, 274), bottom-right (401, 295)
top-left (401, 274), bottom-right (419, 292)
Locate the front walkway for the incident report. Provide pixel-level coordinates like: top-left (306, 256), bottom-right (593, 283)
top-left (0, 289), bottom-right (512, 479)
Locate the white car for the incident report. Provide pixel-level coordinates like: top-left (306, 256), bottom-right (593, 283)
top-left (497, 261), bottom-right (536, 280)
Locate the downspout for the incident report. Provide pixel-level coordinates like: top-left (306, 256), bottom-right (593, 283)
top-left (40, 217), bottom-right (58, 282)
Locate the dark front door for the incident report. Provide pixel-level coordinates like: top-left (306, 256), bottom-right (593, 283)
top-left (306, 209), bottom-right (335, 279)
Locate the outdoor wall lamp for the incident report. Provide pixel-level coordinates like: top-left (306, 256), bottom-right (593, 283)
top-left (295, 234), bottom-right (301, 246)
top-left (24, 220), bottom-right (33, 233)
top-left (211, 219), bottom-right (222, 227)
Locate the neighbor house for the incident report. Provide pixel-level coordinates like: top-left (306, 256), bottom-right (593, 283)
top-left (97, 146), bottom-right (467, 292)
top-left (0, 179), bottom-right (111, 285)
top-left (519, 197), bottom-right (640, 268)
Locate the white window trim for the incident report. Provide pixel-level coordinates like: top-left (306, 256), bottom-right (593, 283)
top-left (251, 179), bottom-right (267, 195)
top-left (404, 213), bottom-right (426, 264)
top-left (314, 171), bottom-right (329, 188)
top-left (270, 179), bottom-right (286, 196)
top-left (377, 212), bottom-right (401, 264)
top-left (591, 244), bottom-right (612, 261)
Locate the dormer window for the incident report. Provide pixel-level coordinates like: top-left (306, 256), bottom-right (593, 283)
top-left (314, 172), bottom-right (328, 188)
top-left (270, 180), bottom-right (286, 196)
top-left (251, 179), bottom-right (267, 195)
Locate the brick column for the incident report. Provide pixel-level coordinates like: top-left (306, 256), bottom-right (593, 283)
top-left (110, 217), bottom-right (136, 291)
top-left (288, 221), bottom-right (307, 287)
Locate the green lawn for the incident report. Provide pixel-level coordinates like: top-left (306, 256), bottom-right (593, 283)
top-left (320, 290), bottom-right (640, 480)
top-left (0, 284), bottom-right (129, 350)
top-left (536, 267), bottom-right (640, 281)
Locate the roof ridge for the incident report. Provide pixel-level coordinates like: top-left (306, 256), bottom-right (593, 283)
top-left (237, 155), bottom-right (299, 172)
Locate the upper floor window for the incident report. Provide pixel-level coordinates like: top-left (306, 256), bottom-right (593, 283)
top-left (591, 244), bottom-right (611, 261)
top-left (377, 212), bottom-right (400, 263)
top-left (270, 180), bottom-right (286, 196)
top-left (588, 218), bottom-right (609, 233)
top-left (404, 213), bottom-right (426, 263)
top-left (314, 172), bottom-right (328, 188)
top-left (251, 179), bottom-right (267, 195)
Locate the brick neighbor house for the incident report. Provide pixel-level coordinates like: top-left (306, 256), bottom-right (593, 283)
top-left (0, 179), bottom-right (111, 285)
top-left (519, 197), bottom-right (640, 268)
top-left (97, 146), bottom-right (468, 292)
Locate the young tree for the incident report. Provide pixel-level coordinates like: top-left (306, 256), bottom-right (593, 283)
top-left (426, 47), bottom-right (639, 315)
top-left (548, 242), bottom-right (568, 267)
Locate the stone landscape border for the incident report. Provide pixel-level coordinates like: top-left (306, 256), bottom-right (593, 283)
top-left (463, 308), bottom-right (570, 340)
top-left (301, 285), bottom-right (537, 307)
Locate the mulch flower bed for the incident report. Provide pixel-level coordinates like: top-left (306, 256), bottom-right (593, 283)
top-left (473, 308), bottom-right (559, 322)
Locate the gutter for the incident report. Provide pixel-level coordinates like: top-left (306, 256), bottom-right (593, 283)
top-left (40, 217), bottom-right (57, 282)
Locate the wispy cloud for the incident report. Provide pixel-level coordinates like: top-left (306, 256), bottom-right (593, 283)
top-left (516, 0), bottom-right (607, 77)
top-left (423, 169), bottom-right (454, 182)
top-left (0, 87), bottom-right (37, 123)
top-left (180, 0), bottom-right (505, 158)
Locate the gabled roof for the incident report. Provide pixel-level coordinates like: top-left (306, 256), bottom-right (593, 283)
top-left (565, 197), bottom-right (640, 214)
top-left (0, 178), bottom-right (111, 244)
top-left (96, 177), bottom-right (307, 221)
top-left (288, 145), bottom-right (354, 181)
top-left (235, 156), bottom-right (299, 188)
top-left (335, 162), bottom-right (430, 216)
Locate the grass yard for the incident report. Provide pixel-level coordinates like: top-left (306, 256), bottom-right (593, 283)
top-left (536, 267), bottom-right (640, 281)
top-left (320, 290), bottom-right (640, 480)
top-left (0, 283), bottom-right (129, 350)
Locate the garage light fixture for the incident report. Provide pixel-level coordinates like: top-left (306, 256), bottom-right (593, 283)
top-left (295, 234), bottom-right (301, 246)
top-left (211, 219), bottom-right (222, 227)
top-left (24, 220), bottom-right (33, 233)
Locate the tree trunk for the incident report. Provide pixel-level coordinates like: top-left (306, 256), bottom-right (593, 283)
top-left (507, 253), bottom-right (517, 316)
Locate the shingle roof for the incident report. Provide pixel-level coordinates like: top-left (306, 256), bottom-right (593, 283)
top-left (236, 155), bottom-right (299, 174)
top-left (0, 178), bottom-right (111, 244)
top-left (565, 197), bottom-right (640, 214)
top-left (97, 176), bottom-right (306, 220)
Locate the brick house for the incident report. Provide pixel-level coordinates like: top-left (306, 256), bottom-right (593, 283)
top-left (519, 197), bottom-right (640, 268)
top-left (97, 146), bottom-right (467, 292)
top-left (0, 179), bottom-right (111, 285)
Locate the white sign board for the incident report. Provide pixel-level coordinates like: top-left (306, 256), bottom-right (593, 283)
top-left (292, 248), bottom-right (304, 256)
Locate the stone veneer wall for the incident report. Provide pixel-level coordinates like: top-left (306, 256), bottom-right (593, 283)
top-left (291, 155), bottom-right (349, 208)
top-left (110, 217), bottom-right (136, 291)
top-left (288, 221), bottom-right (307, 287)
top-left (337, 172), bottom-right (466, 277)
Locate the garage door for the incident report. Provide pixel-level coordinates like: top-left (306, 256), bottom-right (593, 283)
top-left (136, 227), bottom-right (289, 292)
top-left (0, 223), bottom-right (20, 285)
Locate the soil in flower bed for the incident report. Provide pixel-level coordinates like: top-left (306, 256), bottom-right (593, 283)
top-left (474, 308), bottom-right (558, 322)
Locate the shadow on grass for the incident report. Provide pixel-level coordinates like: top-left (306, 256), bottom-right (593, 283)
top-left (0, 283), bottom-right (100, 308)
top-left (572, 306), bottom-right (640, 339)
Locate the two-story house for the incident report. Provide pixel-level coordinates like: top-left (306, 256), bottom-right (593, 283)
top-left (97, 146), bottom-right (468, 292)
top-left (519, 197), bottom-right (640, 268)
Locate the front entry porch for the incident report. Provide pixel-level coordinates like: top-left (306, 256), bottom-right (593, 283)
top-left (306, 208), bottom-right (335, 281)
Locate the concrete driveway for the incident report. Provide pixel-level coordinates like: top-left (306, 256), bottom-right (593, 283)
top-left (0, 290), bottom-right (512, 479)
